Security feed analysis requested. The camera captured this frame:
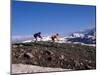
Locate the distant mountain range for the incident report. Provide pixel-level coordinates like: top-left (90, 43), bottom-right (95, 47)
top-left (66, 27), bottom-right (96, 44)
top-left (12, 35), bottom-right (33, 44)
top-left (12, 27), bottom-right (96, 45)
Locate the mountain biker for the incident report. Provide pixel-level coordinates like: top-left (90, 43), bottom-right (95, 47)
top-left (33, 32), bottom-right (42, 41)
top-left (51, 33), bottom-right (59, 42)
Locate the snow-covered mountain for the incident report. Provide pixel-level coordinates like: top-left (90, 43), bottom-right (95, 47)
top-left (65, 27), bottom-right (96, 44)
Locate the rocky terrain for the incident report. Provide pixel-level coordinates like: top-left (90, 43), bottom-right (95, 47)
top-left (12, 41), bottom-right (96, 73)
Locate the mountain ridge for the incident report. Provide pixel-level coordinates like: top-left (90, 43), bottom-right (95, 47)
top-left (12, 27), bottom-right (96, 45)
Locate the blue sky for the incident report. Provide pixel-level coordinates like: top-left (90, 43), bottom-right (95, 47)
top-left (12, 1), bottom-right (96, 36)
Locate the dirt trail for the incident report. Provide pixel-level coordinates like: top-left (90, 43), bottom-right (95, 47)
top-left (12, 64), bottom-right (69, 74)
